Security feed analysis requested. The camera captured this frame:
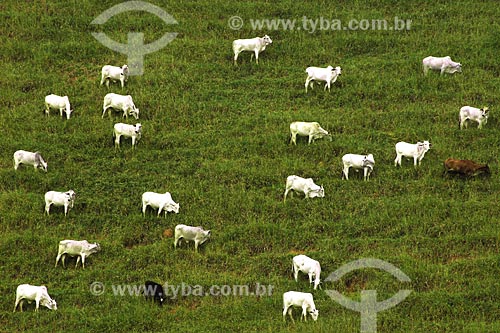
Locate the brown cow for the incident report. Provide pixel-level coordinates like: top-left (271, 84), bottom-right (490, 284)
top-left (443, 158), bottom-right (490, 177)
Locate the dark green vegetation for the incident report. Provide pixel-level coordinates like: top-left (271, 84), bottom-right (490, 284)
top-left (1, 0), bottom-right (499, 332)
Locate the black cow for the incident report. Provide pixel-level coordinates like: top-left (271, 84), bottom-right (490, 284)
top-left (144, 281), bottom-right (165, 306)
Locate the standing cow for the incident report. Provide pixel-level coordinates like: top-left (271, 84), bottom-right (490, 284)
top-left (55, 240), bottom-right (100, 269)
top-left (289, 121), bottom-right (331, 145)
top-left (113, 123), bottom-right (142, 148)
top-left (305, 65), bottom-right (342, 93)
top-left (459, 106), bottom-right (489, 129)
top-left (142, 191), bottom-right (180, 217)
top-left (342, 153), bottom-right (375, 181)
top-left (282, 291), bottom-right (319, 323)
top-left (144, 281), bottom-right (165, 306)
top-left (422, 56), bottom-right (462, 75)
top-left (100, 64), bottom-right (129, 89)
top-left (394, 141), bottom-right (431, 167)
top-left (45, 190), bottom-right (76, 216)
top-left (292, 255), bottom-right (322, 290)
top-left (13, 150), bottom-right (48, 172)
top-left (443, 158), bottom-right (490, 178)
top-left (232, 35), bottom-right (272, 65)
top-left (283, 175), bottom-right (324, 202)
top-left (45, 94), bottom-right (73, 119)
top-left (102, 93), bottom-right (139, 120)
top-left (13, 284), bottom-right (57, 312)
top-left (174, 224), bottom-right (211, 252)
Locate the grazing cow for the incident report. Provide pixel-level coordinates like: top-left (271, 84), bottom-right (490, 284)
top-left (13, 150), bottom-right (47, 172)
top-left (44, 94), bottom-right (73, 120)
top-left (174, 224), bottom-right (211, 252)
top-left (45, 190), bottom-right (76, 216)
top-left (113, 123), bottom-right (142, 148)
top-left (305, 65), bottom-right (342, 92)
top-left (282, 291), bottom-right (319, 323)
top-left (443, 158), bottom-right (490, 178)
top-left (289, 121), bottom-right (331, 145)
top-left (459, 106), bottom-right (489, 129)
top-left (102, 93), bottom-right (139, 120)
top-left (283, 175), bottom-right (324, 202)
top-left (292, 255), bottom-right (321, 290)
top-left (422, 56), bottom-right (462, 75)
top-left (232, 35), bottom-right (273, 65)
top-left (13, 284), bottom-right (57, 312)
top-left (394, 141), bottom-right (431, 167)
top-left (55, 239), bottom-right (100, 269)
top-left (144, 281), bottom-right (165, 306)
top-left (342, 153), bottom-right (375, 181)
top-left (142, 191), bottom-right (180, 217)
top-left (100, 64), bottom-right (129, 88)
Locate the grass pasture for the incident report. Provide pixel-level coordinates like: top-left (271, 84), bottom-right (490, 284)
top-left (0, 0), bottom-right (500, 332)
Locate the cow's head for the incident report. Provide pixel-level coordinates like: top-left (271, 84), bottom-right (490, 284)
top-left (310, 308), bottom-right (319, 321)
top-left (364, 154), bottom-right (375, 166)
top-left (481, 107), bottom-right (489, 118)
top-left (309, 186), bottom-right (325, 199)
top-left (200, 229), bottom-right (211, 242)
top-left (169, 202), bottom-right (180, 214)
top-left (131, 108), bottom-right (140, 120)
top-left (454, 63), bottom-right (462, 73)
top-left (334, 66), bottom-right (342, 75)
top-left (42, 298), bottom-right (57, 311)
top-left (262, 35), bottom-right (272, 45)
top-left (478, 164), bottom-right (491, 177)
top-left (135, 123), bottom-right (142, 133)
top-left (66, 190), bottom-right (76, 200)
top-left (417, 141), bottom-right (431, 154)
top-left (35, 152), bottom-right (48, 172)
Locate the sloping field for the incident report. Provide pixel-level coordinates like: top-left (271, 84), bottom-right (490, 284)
top-left (0, 1), bottom-right (499, 332)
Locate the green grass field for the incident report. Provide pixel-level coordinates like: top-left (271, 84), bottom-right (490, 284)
top-left (1, 1), bottom-right (499, 332)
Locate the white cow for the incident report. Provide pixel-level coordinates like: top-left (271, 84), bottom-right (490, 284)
top-left (44, 190), bottom-right (75, 216)
top-left (342, 153), bottom-right (375, 181)
top-left (55, 239), bottom-right (100, 269)
top-left (142, 191), bottom-right (180, 217)
top-left (44, 94), bottom-right (73, 119)
top-left (422, 56), bottom-right (462, 75)
top-left (174, 224), bottom-right (211, 252)
top-left (305, 65), bottom-right (342, 92)
top-left (102, 93), bottom-right (139, 120)
top-left (13, 284), bottom-right (57, 312)
top-left (282, 291), bottom-right (319, 323)
top-left (100, 64), bottom-right (129, 88)
top-left (13, 150), bottom-right (47, 172)
top-left (232, 35), bottom-right (273, 65)
top-left (459, 106), bottom-right (489, 129)
top-left (113, 123), bottom-right (142, 148)
top-left (284, 175), bottom-right (324, 202)
top-left (292, 255), bottom-right (321, 290)
top-left (394, 141), bottom-right (431, 167)
top-left (289, 121), bottom-right (330, 145)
